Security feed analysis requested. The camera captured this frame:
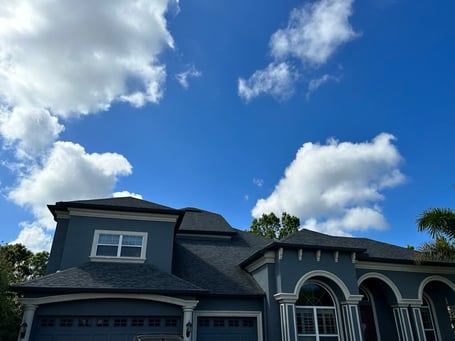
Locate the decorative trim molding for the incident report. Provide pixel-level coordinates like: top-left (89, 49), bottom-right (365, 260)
top-left (356, 261), bottom-right (455, 274)
top-left (244, 251), bottom-right (275, 273)
top-left (20, 293), bottom-right (199, 309)
top-left (357, 272), bottom-right (422, 305)
top-left (293, 270), bottom-right (352, 300)
top-left (68, 207), bottom-right (179, 222)
top-left (417, 275), bottom-right (455, 300)
top-left (316, 250), bottom-right (321, 262)
top-left (274, 293), bottom-right (298, 303)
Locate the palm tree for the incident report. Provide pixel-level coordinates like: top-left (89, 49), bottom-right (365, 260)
top-left (417, 208), bottom-right (455, 238)
top-left (416, 208), bottom-right (455, 262)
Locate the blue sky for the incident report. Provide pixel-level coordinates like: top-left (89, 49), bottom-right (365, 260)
top-left (0, 0), bottom-right (454, 252)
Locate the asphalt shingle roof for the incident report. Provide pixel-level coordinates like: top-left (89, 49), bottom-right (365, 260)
top-left (280, 229), bottom-right (415, 262)
top-left (178, 208), bottom-right (236, 234)
top-left (14, 262), bottom-right (206, 294)
top-left (173, 230), bottom-right (271, 296)
top-left (48, 197), bottom-right (180, 216)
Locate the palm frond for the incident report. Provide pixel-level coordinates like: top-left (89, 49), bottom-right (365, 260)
top-left (416, 208), bottom-right (455, 239)
top-left (415, 237), bottom-right (455, 263)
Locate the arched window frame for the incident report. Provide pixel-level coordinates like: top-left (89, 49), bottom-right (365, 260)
top-left (295, 280), bottom-right (341, 341)
top-left (421, 293), bottom-right (440, 341)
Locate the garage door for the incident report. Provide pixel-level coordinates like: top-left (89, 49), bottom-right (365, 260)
top-left (33, 316), bottom-right (181, 341)
top-left (197, 316), bottom-right (257, 341)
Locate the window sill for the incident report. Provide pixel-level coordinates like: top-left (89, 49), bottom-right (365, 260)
top-left (89, 256), bottom-right (146, 264)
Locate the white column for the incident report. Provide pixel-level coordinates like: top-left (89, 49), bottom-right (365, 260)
top-left (17, 304), bottom-right (38, 341)
top-left (182, 306), bottom-right (194, 341)
top-left (393, 305), bottom-right (415, 341)
top-left (341, 303), bottom-right (363, 341)
top-left (410, 305), bottom-right (426, 341)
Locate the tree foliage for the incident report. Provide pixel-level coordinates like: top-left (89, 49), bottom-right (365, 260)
top-left (416, 207), bottom-right (455, 262)
top-left (249, 212), bottom-right (300, 240)
top-left (0, 244), bottom-right (49, 341)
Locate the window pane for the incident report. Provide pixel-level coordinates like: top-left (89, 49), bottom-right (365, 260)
top-left (421, 308), bottom-right (433, 329)
top-left (96, 245), bottom-right (118, 256)
top-left (120, 246), bottom-right (141, 257)
top-left (298, 284), bottom-right (334, 306)
top-left (98, 234), bottom-right (119, 245)
top-left (317, 308), bottom-right (337, 334)
top-left (300, 308), bottom-right (315, 334)
top-left (122, 235), bottom-right (143, 246)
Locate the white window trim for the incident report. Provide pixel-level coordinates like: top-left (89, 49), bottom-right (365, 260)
top-left (295, 305), bottom-right (340, 339)
top-left (90, 230), bottom-right (147, 263)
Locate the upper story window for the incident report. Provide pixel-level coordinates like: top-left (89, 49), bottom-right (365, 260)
top-left (90, 230), bottom-right (147, 263)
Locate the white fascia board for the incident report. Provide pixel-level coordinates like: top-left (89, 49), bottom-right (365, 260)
top-left (356, 260), bottom-right (455, 275)
top-left (68, 207), bottom-right (179, 222)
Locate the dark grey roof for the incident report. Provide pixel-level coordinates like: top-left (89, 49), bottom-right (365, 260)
top-left (14, 262), bottom-right (206, 294)
top-left (48, 197), bottom-right (181, 216)
top-left (173, 230), bottom-right (271, 296)
top-left (280, 229), bottom-right (415, 261)
top-left (178, 208), bottom-right (236, 234)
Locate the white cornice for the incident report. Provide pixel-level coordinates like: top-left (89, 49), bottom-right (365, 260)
top-left (245, 251), bottom-right (276, 273)
top-left (54, 210), bottom-right (70, 219)
top-left (20, 293), bottom-right (199, 309)
top-left (68, 207), bottom-right (179, 222)
top-left (356, 261), bottom-right (455, 275)
top-left (274, 292), bottom-right (298, 303)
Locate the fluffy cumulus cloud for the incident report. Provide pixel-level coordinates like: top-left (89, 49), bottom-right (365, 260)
top-left (270, 0), bottom-right (357, 65)
top-left (238, 0), bottom-right (357, 101)
top-left (8, 141), bottom-right (132, 250)
top-left (0, 1), bottom-right (178, 250)
top-left (0, 0), bottom-right (177, 157)
top-left (252, 133), bottom-right (405, 235)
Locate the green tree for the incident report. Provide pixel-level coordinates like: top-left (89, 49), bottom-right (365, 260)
top-left (416, 208), bottom-right (455, 262)
top-left (0, 244), bottom-right (49, 341)
top-left (249, 212), bottom-right (300, 240)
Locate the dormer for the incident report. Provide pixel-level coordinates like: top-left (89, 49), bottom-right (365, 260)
top-left (46, 197), bottom-right (183, 274)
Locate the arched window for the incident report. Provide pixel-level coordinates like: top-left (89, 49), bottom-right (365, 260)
top-left (421, 295), bottom-right (438, 341)
top-left (359, 287), bottom-right (378, 341)
top-left (295, 283), bottom-right (339, 341)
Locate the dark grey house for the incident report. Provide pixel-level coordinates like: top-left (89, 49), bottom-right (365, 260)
top-left (13, 197), bottom-right (455, 340)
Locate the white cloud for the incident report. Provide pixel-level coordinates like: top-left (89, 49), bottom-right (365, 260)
top-left (113, 191), bottom-right (143, 199)
top-left (0, 0), bottom-right (175, 116)
top-left (176, 65), bottom-right (202, 89)
top-left (270, 0), bottom-right (357, 65)
top-left (11, 223), bottom-right (52, 253)
top-left (0, 1), bottom-right (178, 250)
top-left (238, 62), bottom-right (296, 101)
top-left (238, 0), bottom-right (357, 101)
top-left (252, 133), bottom-right (405, 235)
top-left (0, 106), bottom-right (64, 158)
top-left (8, 141), bottom-right (132, 236)
top-left (0, 0), bottom-right (177, 158)
top-left (306, 74), bottom-right (339, 99)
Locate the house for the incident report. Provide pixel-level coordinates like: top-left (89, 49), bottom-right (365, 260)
top-left (13, 197), bottom-right (455, 341)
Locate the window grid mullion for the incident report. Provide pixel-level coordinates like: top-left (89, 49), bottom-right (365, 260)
top-left (117, 235), bottom-right (123, 257)
top-left (314, 308), bottom-right (319, 339)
